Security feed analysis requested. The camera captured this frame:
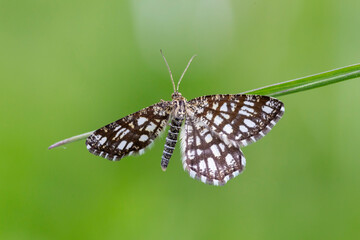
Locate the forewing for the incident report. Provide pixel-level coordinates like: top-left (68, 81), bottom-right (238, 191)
top-left (86, 101), bottom-right (172, 161)
top-left (180, 119), bottom-right (246, 186)
top-left (188, 94), bottom-right (284, 147)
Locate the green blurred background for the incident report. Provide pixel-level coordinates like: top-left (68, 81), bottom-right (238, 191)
top-left (1, 0), bottom-right (360, 239)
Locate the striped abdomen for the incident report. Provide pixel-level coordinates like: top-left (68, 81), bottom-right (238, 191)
top-left (161, 116), bottom-right (184, 171)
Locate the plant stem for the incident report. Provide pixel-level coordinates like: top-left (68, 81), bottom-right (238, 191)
top-left (48, 63), bottom-right (360, 149)
top-left (48, 131), bottom-right (94, 149)
top-left (242, 63), bottom-right (360, 97)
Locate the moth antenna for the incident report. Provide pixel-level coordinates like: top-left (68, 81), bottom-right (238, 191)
top-left (160, 50), bottom-right (176, 93)
top-left (177, 54), bottom-right (197, 91)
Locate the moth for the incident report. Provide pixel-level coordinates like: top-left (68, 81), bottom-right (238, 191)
top-left (86, 51), bottom-right (285, 185)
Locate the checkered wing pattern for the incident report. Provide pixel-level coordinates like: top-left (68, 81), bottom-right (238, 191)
top-left (180, 94), bottom-right (284, 185)
top-left (181, 120), bottom-right (246, 186)
top-left (86, 101), bottom-right (172, 161)
top-left (188, 94), bottom-right (284, 147)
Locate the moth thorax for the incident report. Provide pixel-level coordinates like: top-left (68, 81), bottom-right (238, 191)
top-left (173, 99), bottom-right (187, 118)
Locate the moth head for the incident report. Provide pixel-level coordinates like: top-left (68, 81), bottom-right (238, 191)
top-left (171, 92), bottom-right (182, 100)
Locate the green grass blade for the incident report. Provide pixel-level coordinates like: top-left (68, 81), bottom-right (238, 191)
top-left (48, 63), bottom-right (360, 149)
top-left (242, 63), bottom-right (360, 97)
top-left (48, 131), bottom-right (94, 149)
